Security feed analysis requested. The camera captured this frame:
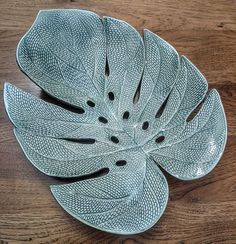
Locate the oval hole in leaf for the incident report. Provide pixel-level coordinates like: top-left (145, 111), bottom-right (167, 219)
top-left (87, 100), bottom-right (95, 107)
top-left (108, 92), bottom-right (114, 101)
top-left (98, 116), bottom-right (108, 124)
top-left (142, 121), bottom-right (149, 130)
top-left (123, 111), bottom-right (130, 120)
top-left (155, 136), bottom-right (165, 143)
top-left (62, 138), bottom-right (96, 144)
top-left (116, 160), bottom-right (127, 166)
top-left (111, 136), bottom-right (119, 144)
top-left (155, 94), bottom-right (170, 118)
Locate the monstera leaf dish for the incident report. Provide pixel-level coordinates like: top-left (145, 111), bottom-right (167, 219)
top-left (4, 10), bottom-right (227, 234)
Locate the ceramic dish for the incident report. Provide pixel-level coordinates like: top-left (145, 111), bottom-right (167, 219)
top-left (3, 9), bottom-right (227, 234)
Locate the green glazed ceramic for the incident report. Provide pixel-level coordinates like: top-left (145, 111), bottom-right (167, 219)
top-left (3, 9), bottom-right (227, 234)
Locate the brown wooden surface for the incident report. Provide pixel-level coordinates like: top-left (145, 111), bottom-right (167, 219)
top-left (0, 0), bottom-right (236, 243)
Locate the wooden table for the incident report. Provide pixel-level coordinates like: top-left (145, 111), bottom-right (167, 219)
top-left (0, 1), bottom-right (235, 243)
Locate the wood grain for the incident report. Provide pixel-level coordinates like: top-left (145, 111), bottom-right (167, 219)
top-left (0, 0), bottom-right (235, 243)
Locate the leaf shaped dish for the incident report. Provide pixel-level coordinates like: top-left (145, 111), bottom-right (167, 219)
top-left (4, 9), bottom-right (227, 234)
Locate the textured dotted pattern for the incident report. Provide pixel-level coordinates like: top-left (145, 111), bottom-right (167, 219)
top-left (4, 9), bottom-right (227, 234)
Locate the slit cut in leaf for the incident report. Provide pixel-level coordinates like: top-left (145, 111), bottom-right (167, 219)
top-left (105, 55), bottom-right (110, 76)
top-left (133, 68), bottom-right (144, 104)
top-left (62, 138), bottom-right (96, 144)
top-left (186, 98), bottom-right (205, 122)
top-left (155, 94), bottom-right (170, 118)
top-left (40, 90), bottom-right (85, 114)
top-left (4, 9), bottom-right (227, 234)
top-left (54, 167), bottom-right (109, 184)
